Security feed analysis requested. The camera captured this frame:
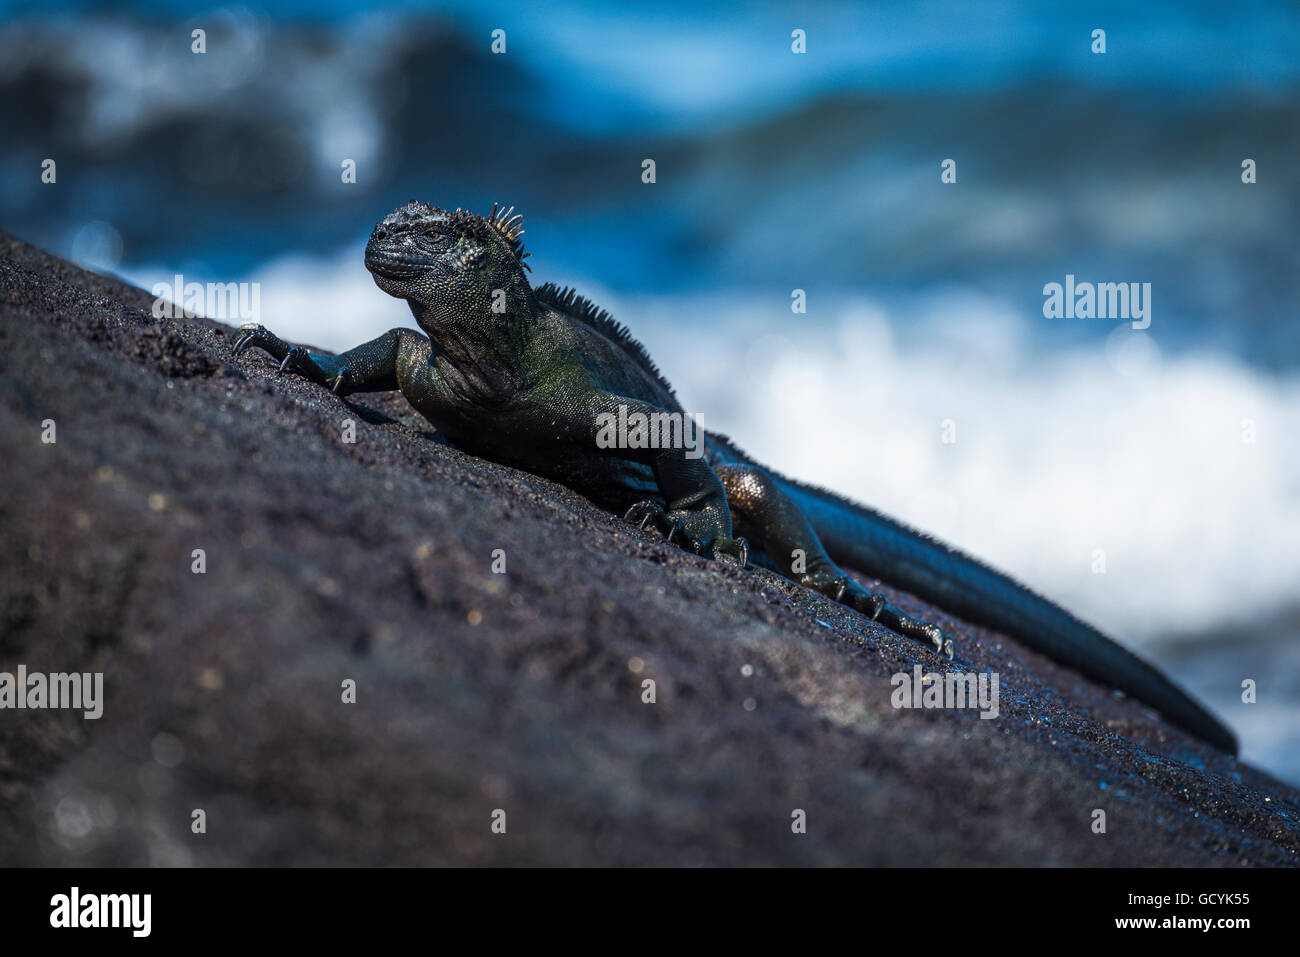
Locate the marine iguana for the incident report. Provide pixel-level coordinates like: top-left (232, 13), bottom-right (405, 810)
top-left (233, 200), bottom-right (1237, 755)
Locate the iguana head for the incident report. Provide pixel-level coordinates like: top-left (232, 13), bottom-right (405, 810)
top-left (365, 200), bottom-right (531, 316)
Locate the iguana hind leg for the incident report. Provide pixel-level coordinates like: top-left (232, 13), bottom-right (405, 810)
top-left (715, 463), bottom-right (954, 658)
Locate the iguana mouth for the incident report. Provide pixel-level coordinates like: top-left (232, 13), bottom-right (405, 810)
top-left (364, 249), bottom-right (425, 280)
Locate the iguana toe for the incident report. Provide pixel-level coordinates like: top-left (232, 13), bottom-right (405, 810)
top-left (711, 536), bottom-right (749, 568)
top-left (801, 570), bottom-right (884, 619)
top-left (279, 346), bottom-right (311, 373)
top-left (232, 328), bottom-right (256, 355)
top-left (808, 573), bottom-right (956, 658)
top-left (849, 586), bottom-right (887, 620)
top-left (899, 617), bottom-right (956, 659)
top-left (921, 623), bottom-right (946, 655)
top-left (625, 499), bottom-right (744, 563)
top-left (624, 499), bottom-right (667, 532)
top-left (233, 324), bottom-right (284, 359)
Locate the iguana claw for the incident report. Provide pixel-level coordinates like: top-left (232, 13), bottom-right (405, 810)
top-left (625, 500), bottom-right (672, 535)
top-left (236, 327), bottom-right (352, 397)
top-left (886, 616), bottom-right (955, 660)
top-left (710, 536), bottom-right (749, 568)
top-left (279, 346), bottom-right (314, 374)
top-left (623, 500), bottom-right (745, 567)
top-left (627, 502), bottom-right (657, 531)
top-left (233, 323), bottom-right (283, 358)
top-left (800, 568), bottom-right (955, 657)
top-left (730, 537), bottom-right (749, 568)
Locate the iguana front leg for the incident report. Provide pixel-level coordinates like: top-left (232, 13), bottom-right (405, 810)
top-left (233, 325), bottom-right (410, 396)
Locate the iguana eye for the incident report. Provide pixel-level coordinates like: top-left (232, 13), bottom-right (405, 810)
top-left (421, 228), bottom-right (443, 242)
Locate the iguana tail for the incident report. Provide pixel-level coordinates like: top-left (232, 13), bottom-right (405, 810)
top-left (709, 436), bottom-right (1237, 753)
top-left (786, 476), bottom-right (1237, 753)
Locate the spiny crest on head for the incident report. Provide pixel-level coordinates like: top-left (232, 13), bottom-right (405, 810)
top-left (485, 202), bottom-right (530, 271)
top-left (382, 199), bottom-right (437, 227)
top-left (379, 200), bottom-right (530, 272)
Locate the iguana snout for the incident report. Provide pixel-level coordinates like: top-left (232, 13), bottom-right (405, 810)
top-left (364, 200), bottom-right (532, 309)
top-left (364, 202), bottom-right (451, 298)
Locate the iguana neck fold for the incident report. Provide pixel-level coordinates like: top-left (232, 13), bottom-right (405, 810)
top-left (409, 286), bottom-right (535, 399)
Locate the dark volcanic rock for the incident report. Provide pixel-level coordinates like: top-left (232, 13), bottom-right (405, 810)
top-left (0, 232), bottom-right (1297, 867)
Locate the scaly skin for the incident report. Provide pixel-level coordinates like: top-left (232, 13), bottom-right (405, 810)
top-left (234, 201), bottom-right (1237, 754)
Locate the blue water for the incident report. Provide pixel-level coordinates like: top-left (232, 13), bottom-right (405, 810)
top-left (2, 0), bottom-right (1297, 782)
top-left (3, 1), bottom-right (1297, 358)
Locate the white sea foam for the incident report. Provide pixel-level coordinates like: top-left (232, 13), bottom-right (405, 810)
top-left (642, 292), bottom-right (1300, 650)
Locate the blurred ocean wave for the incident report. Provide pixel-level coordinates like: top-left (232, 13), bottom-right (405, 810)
top-left (2, 4), bottom-right (1297, 359)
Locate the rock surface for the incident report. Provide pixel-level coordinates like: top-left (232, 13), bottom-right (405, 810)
top-left (1, 233), bottom-right (1297, 866)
